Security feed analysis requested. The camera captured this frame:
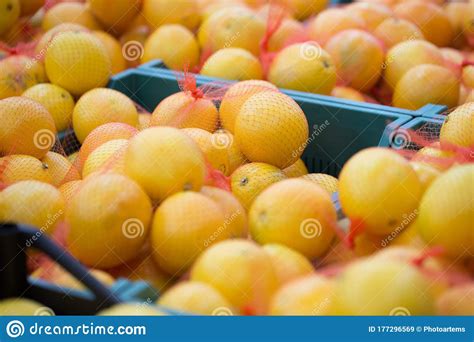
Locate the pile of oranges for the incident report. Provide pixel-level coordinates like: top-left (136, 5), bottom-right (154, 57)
top-left (0, 0), bottom-right (472, 316)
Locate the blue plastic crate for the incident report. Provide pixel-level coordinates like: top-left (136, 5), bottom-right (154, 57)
top-left (137, 59), bottom-right (448, 118)
top-left (108, 68), bottom-right (412, 177)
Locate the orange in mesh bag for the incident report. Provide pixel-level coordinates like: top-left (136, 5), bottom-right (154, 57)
top-left (150, 69), bottom-right (223, 132)
top-left (0, 42), bottom-right (48, 100)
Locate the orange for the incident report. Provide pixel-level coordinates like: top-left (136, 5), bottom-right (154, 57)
top-left (151, 191), bottom-right (227, 275)
top-left (35, 23), bottom-right (90, 56)
top-left (66, 173), bottom-right (152, 268)
top-left (219, 80), bottom-right (277, 134)
top-left (200, 48), bottom-right (263, 81)
top-left (89, 0), bottom-right (141, 34)
top-left (330, 86), bottom-right (365, 102)
top-left (383, 39), bottom-right (445, 89)
top-left (138, 114), bottom-right (152, 130)
top-left (445, 1), bottom-right (470, 48)
top-left (124, 127), bottom-right (206, 202)
top-left (142, 24), bottom-right (200, 71)
top-left (231, 162), bottom-right (287, 210)
top-left (268, 43), bottom-right (336, 94)
top-left (267, 18), bottom-right (305, 53)
top-left (301, 173), bottom-right (338, 194)
top-left (45, 31), bottom-right (111, 96)
top-left (41, 151), bottom-right (80, 187)
top-left (409, 161), bottom-right (441, 193)
top-left (393, 64), bottom-right (459, 110)
top-left (436, 284), bottom-right (474, 315)
top-left (143, 0), bottom-right (201, 30)
top-left (339, 148), bottom-right (422, 236)
top-left (42, 2), bottom-right (101, 31)
top-left (393, 1), bottom-right (454, 47)
top-left (373, 18), bottom-right (424, 49)
top-left (307, 8), bottom-right (365, 45)
top-left (325, 29), bottom-right (384, 92)
top-left (249, 179), bottom-right (336, 259)
top-left (82, 139), bottom-right (128, 178)
top-left (263, 244), bottom-right (314, 286)
top-left (269, 275), bottom-right (335, 315)
top-left (19, 0), bottom-right (43, 16)
top-left (0, 97), bottom-right (56, 159)
top-left (92, 31), bottom-right (127, 74)
top-left (72, 88), bottom-right (138, 143)
top-left (190, 239), bottom-right (278, 315)
top-left (0, 180), bottom-right (65, 234)
top-left (346, 2), bottom-right (392, 31)
top-left (279, 0), bottom-right (328, 20)
top-left (234, 91), bottom-right (309, 168)
top-left (439, 102), bottom-right (474, 149)
top-left (282, 159), bottom-right (308, 178)
top-left (150, 91), bottom-right (218, 132)
top-left (59, 180), bottom-right (83, 204)
top-left (0, 0), bottom-right (20, 35)
top-left (0, 155), bottom-right (51, 185)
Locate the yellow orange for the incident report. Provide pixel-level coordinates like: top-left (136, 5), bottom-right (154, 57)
top-left (42, 2), bottom-right (101, 31)
top-left (440, 102), bottom-right (474, 149)
top-left (0, 155), bottom-right (51, 185)
top-left (41, 151), bottom-right (80, 187)
top-left (143, 0), bottom-right (200, 30)
top-left (93, 31), bottom-right (127, 74)
top-left (301, 173), bottom-right (338, 194)
top-left (82, 139), bottom-right (128, 178)
top-left (0, 56), bottom-right (48, 99)
top-left (373, 17), bottom-right (424, 49)
top-left (282, 159), bottom-right (308, 178)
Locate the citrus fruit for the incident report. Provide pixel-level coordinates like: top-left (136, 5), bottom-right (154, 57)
top-left (268, 42), bottom-right (336, 94)
top-left (234, 91), bottom-right (309, 168)
top-left (72, 88), bottom-right (138, 143)
top-left (330, 86), bottom-right (365, 102)
top-left (0, 180), bottom-right (65, 233)
top-left (19, 0), bottom-right (44, 16)
top-left (124, 127), bottom-right (206, 202)
top-left (373, 17), bottom-right (424, 49)
top-left (59, 180), bottom-right (82, 204)
top-left (0, 155), bottom-right (51, 185)
top-left (249, 179), bottom-right (336, 259)
top-left (66, 173), bottom-right (152, 268)
top-left (44, 31), bottom-right (112, 96)
top-left (409, 161), bottom-right (441, 193)
top-left (76, 122), bottom-right (138, 171)
top-left (439, 102), bottom-right (474, 149)
top-left (462, 1), bottom-right (474, 45)
top-left (219, 80), bottom-right (277, 134)
top-left (444, 1), bottom-right (469, 48)
top-left (393, 64), bottom-right (460, 110)
top-left (230, 162), bottom-right (287, 210)
top-left (190, 239), bottom-right (278, 315)
top-left (0, 55), bottom-right (48, 99)
top-left (0, 97), bottom-right (56, 159)
top-left (266, 18), bottom-right (306, 52)
top-left (332, 258), bottom-right (435, 315)
top-left (339, 148), bottom-right (422, 236)
top-left (98, 303), bottom-right (165, 316)
top-left (0, 0), bottom-right (20, 35)
top-left (42, 2), bottom-right (101, 31)
top-left (151, 191), bottom-right (227, 275)
top-left (142, 24), bottom-right (200, 71)
top-left (198, 7), bottom-right (266, 56)
top-left (411, 142), bottom-right (456, 171)
top-left (41, 151), bottom-right (80, 187)
top-left (199, 0), bottom-right (246, 20)
top-left (394, 1), bottom-right (454, 47)
top-left (463, 66), bottom-right (474, 88)
top-left (282, 159), bottom-right (308, 178)
top-left (201, 48), bottom-right (263, 81)
top-left (150, 91), bottom-right (218, 132)
top-left (279, 0), bottom-right (328, 20)
top-left (82, 139), bottom-right (128, 178)
top-left (301, 173), bottom-right (338, 194)
top-left (213, 129), bottom-right (247, 175)
top-left (441, 48), bottom-right (465, 77)
top-left (416, 164), bottom-right (474, 259)
top-left (269, 275), bottom-right (335, 315)
top-left (35, 23), bottom-right (90, 56)
top-left (346, 2), bottom-right (392, 31)
top-left (89, 0), bottom-right (141, 34)
top-left (307, 8), bottom-right (365, 45)
top-left (325, 29), bottom-right (384, 92)
top-left (23, 83), bottom-right (75, 132)
top-left (158, 281), bottom-right (235, 315)
top-left (201, 186), bottom-right (248, 238)
top-left (143, 0), bottom-right (201, 30)
top-left (263, 244), bottom-right (314, 286)
top-left (436, 284), bottom-right (474, 315)
top-left (92, 31), bottom-right (127, 74)
top-left (0, 298), bottom-right (49, 316)
top-left (138, 114), bottom-right (152, 131)
top-left (383, 39), bottom-right (445, 89)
